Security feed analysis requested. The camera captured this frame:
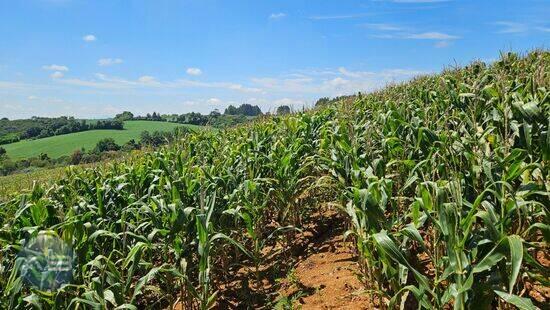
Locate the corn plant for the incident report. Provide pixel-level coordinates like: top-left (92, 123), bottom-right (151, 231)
top-left (0, 50), bottom-right (547, 309)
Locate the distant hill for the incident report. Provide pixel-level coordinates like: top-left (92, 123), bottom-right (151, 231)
top-left (2, 120), bottom-right (201, 160)
top-left (0, 117), bottom-right (123, 144)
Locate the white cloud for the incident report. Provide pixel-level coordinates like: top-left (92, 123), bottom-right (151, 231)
top-left (83, 34), bottom-right (97, 42)
top-left (371, 34), bottom-right (398, 39)
top-left (137, 75), bottom-right (157, 83)
top-left (42, 64), bottom-right (69, 71)
top-left (176, 79), bottom-right (263, 93)
top-left (493, 22), bottom-right (550, 34)
top-left (42, 64), bottom-right (429, 111)
top-left (362, 23), bottom-right (403, 31)
top-left (207, 98), bottom-right (222, 104)
top-left (251, 67), bottom-right (428, 97)
top-left (181, 100), bottom-right (199, 106)
top-left (172, 79), bottom-right (262, 93)
top-left (0, 81), bottom-right (52, 91)
top-left (274, 98), bottom-right (305, 106)
top-left (50, 71), bottom-right (64, 79)
top-left (363, 22), bottom-right (459, 42)
top-left (308, 14), bottom-right (370, 20)
top-left (328, 77), bottom-right (349, 87)
top-left (27, 95), bottom-right (38, 100)
top-left (186, 68), bottom-right (202, 76)
top-left (59, 78), bottom-right (123, 89)
top-left (406, 32), bottom-right (459, 39)
top-left (338, 67), bottom-right (365, 78)
top-left (493, 22), bottom-right (528, 34)
top-left (434, 40), bottom-right (450, 48)
top-left (269, 13), bottom-right (287, 20)
top-left (98, 58), bottom-right (123, 66)
top-left (54, 73), bottom-right (263, 93)
top-left (224, 83), bottom-right (262, 92)
top-left (337, 67), bottom-right (427, 79)
top-left (3, 63), bottom-right (434, 118)
top-left (372, 32), bottom-right (460, 40)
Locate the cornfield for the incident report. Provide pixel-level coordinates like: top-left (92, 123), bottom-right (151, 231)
top-left (0, 51), bottom-right (548, 309)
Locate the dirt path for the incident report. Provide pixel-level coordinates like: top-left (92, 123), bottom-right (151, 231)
top-left (174, 210), bottom-right (373, 309)
top-left (278, 226), bottom-right (372, 309)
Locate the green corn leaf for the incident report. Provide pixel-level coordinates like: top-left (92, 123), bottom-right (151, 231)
top-left (211, 232), bottom-right (252, 258)
top-left (389, 285), bottom-right (432, 309)
top-left (131, 266), bottom-right (161, 303)
top-left (23, 293), bottom-right (42, 310)
top-left (525, 223), bottom-right (550, 242)
top-left (103, 289), bottom-right (117, 307)
top-left (115, 305), bottom-right (138, 310)
top-left (494, 290), bottom-right (538, 310)
top-left (508, 235), bottom-right (523, 293)
top-left (89, 229), bottom-right (120, 241)
top-left (68, 297), bottom-right (102, 309)
top-left (373, 231), bottom-right (431, 291)
top-left (473, 239), bottom-right (507, 274)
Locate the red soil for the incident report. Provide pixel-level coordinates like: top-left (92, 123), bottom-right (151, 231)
top-left (278, 228), bottom-right (372, 309)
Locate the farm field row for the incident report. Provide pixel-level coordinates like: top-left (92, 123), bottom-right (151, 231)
top-left (0, 51), bottom-right (548, 309)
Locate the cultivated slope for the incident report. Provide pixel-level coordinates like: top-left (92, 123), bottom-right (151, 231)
top-left (3, 120), bottom-right (200, 160)
top-left (1, 51), bottom-right (548, 309)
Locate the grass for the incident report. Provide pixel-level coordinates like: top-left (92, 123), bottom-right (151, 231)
top-left (2, 120), bottom-right (202, 160)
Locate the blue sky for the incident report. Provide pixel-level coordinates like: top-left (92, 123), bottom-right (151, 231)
top-left (0, 0), bottom-right (548, 119)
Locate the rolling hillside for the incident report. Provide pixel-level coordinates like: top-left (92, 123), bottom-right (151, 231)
top-left (0, 51), bottom-right (548, 309)
top-left (2, 120), bottom-right (202, 160)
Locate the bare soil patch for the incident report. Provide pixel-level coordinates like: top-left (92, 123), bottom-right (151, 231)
top-left (278, 228), bottom-right (372, 309)
top-left (173, 208), bottom-right (372, 309)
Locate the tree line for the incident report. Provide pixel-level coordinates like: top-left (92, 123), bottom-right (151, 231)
top-left (0, 128), bottom-right (189, 176)
top-left (1, 102), bottom-right (303, 146)
top-left (0, 117), bottom-right (123, 145)
top-left (115, 103), bottom-right (295, 128)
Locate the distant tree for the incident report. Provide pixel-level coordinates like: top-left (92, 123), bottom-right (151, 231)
top-left (122, 139), bottom-right (140, 151)
top-left (140, 131), bottom-right (152, 145)
top-left (238, 104), bottom-right (263, 116)
top-left (224, 105), bottom-right (238, 115)
top-left (164, 114), bottom-right (178, 122)
top-left (81, 153), bottom-right (100, 164)
top-left (152, 131), bottom-right (169, 146)
top-left (0, 158), bottom-right (16, 176)
top-left (38, 153), bottom-right (50, 161)
top-left (0, 146), bottom-right (6, 157)
top-left (94, 138), bottom-right (120, 153)
top-left (276, 105), bottom-right (291, 115)
top-left (209, 109), bottom-right (221, 117)
top-left (1, 117), bottom-right (8, 121)
top-left (115, 111), bottom-right (134, 121)
top-left (21, 126), bottom-right (42, 139)
top-left (93, 120), bottom-right (123, 130)
top-left (70, 149), bottom-right (83, 165)
top-left (224, 104), bottom-right (262, 116)
top-left (315, 97), bottom-right (330, 107)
